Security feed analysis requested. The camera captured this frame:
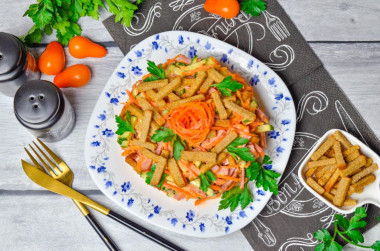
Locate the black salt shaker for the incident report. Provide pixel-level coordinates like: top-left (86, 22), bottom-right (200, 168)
top-left (0, 32), bottom-right (40, 97)
top-left (14, 80), bottom-right (76, 142)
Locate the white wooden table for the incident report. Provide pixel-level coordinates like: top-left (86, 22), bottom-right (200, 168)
top-left (1, 1), bottom-right (379, 250)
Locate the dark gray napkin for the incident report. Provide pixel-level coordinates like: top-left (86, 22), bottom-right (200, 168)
top-left (103, 0), bottom-right (380, 249)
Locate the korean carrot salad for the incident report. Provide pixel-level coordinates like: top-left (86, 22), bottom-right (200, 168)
top-left (115, 54), bottom-right (281, 211)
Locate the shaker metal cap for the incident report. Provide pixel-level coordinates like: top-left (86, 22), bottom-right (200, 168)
top-left (14, 80), bottom-right (64, 130)
top-left (0, 32), bottom-right (24, 75)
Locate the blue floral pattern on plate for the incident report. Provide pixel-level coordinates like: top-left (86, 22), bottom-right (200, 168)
top-left (84, 31), bottom-right (296, 238)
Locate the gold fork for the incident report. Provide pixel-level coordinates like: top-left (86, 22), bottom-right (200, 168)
top-left (25, 138), bottom-right (120, 251)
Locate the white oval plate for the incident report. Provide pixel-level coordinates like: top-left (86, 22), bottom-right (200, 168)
top-left (84, 31), bottom-right (296, 237)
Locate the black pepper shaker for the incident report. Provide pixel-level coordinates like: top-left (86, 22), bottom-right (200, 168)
top-left (14, 80), bottom-right (76, 142)
top-left (0, 32), bottom-right (40, 97)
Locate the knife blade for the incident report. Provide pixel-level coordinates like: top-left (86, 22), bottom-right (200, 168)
top-left (22, 160), bottom-right (110, 215)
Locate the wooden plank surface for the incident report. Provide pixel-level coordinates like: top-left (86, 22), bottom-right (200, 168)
top-left (0, 0), bottom-right (380, 43)
top-left (0, 192), bottom-right (251, 251)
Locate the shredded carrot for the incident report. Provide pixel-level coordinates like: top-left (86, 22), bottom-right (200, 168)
top-left (135, 156), bottom-right (144, 174)
top-left (188, 163), bottom-right (201, 176)
top-left (214, 178), bottom-right (227, 185)
top-left (216, 175), bottom-right (240, 182)
top-left (230, 113), bottom-right (243, 125)
top-left (167, 101), bottom-right (215, 145)
top-left (210, 185), bottom-right (222, 191)
top-left (194, 193), bottom-right (221, 206)
top-left (121, 146), bottom-right (142, 156)
top-left (126, 89), bottom-right (139, 106)
top-left (220, 164), bottom-right (240, 169)
top-left (163, 182), bottom-right (196, 198)
top-left (227, 156), bottom-right (236, 166)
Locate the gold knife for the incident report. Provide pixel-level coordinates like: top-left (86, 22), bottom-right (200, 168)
top-left (21, 160), bottom-right (183, 251)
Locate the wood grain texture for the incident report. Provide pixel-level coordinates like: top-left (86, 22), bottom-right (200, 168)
top-left (0, 192), bottom-right (252, 251)
top-left (0, 0), bottom-right (380, 43)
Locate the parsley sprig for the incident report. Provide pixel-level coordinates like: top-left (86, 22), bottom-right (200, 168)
top-left (227, 137), bottom-right (255, 161)
top-left (151, 127), bottom-right (185, 160)
top-left (115, 111), bottom-right (135, 135)
top-left (144, 60), bottom-right (165, 82)
top-left (218, 185), bottom-right (253, 211)
top-left (246, 155), bottom-right (280, 195)
top-left (21, 0), bottom-right (143, 45)
top-left (240, 0), bottom-right (267, 17)
top-left (314, 207), bottom-right (380, 251)
top-left (199, 170), bottom-right (217, 192)
top-left (211, 76), bottom-right (243, 96)
top-left (145, 164), bottom-right (167, 188)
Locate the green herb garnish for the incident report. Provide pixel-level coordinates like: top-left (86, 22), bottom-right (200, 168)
top-left (151, 127), bottom-right (186, 160)
top-left (314, 207), bottom-right (380, 251)
top-left (227, 137), bottom-right (255, 161)
top-left (218, 185), bottom-right (253, 211)
top-left (199, 173), bottom-right (210, 193)
top-left (145, 164), bottom-right (168, 188)
top-left (21, 0), bottom-right (143, 45)
top-left (147, 60), bottom-right (165, 80)
top-left (143, 75), bottom-right (160, 82)
top-left (115, 111), bottom-right (135, 135)
top-left (206, 170), bottom-right (217, 182)
top-left (246, 155), bottom-right (280, 194)
top-left (211, 76), bottom-right (243, 96)
top-left (240, 0), bottom-right (267, 17)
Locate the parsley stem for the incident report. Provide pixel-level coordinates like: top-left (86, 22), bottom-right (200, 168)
top-left (332, 221), bottom-right (338, 241)
top-left (336, 231), bottom-right (372, 249)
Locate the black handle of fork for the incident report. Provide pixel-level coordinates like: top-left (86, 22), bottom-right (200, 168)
top-left (85, 213), bottom-right (121, 251)
top-left (108, 210), bottom-right (184, 251)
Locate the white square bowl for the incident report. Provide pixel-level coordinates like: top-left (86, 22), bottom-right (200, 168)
top-left (298, 129), bottom-right (380, 214)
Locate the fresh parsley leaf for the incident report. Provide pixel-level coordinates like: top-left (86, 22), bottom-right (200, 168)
top-left (115, 112), bottom-right (135, 135)
top-left (151, 128), bottom-right (185, 160)
top-left (240, 185), bottom-right (253, 209)
top-left (205, 170), bottom-right (217, 182)
top-left (218, 185), bottom-right (253, 211)
top-left (226, 137), bottom-right (255, 161)
top-left (147, 60), bottom-right (165, 79)
top-left (211, 76), bottom-right (243, 96)
top-left (22, 0), bottom-right (143, 45)
top-left (151, 127), bottom-right (175, 143)
top-left (314, 207), bottom-right (379, 251)
top-left (173, 136), bottom-right (185, 160)
top-left (200, 173), bottom-right (210, 192)
top-left (314, 229), bottom-right (332, 243)
top-left (229, 137), bottom-right (249, 147)
top-left (372, 241), bottom-right (380, 251)
top-left (145, 164), bottom-right (156, 184)
top-left (240, 0), bottom-right (267, 17)
top-left (143, 75), bottom-right (160, 82)
top-left (246, 156), bottom-right (281, 195)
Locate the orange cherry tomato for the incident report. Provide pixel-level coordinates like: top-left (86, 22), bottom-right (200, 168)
top-left (204, 0), bottom-right (240, 19)
top-left (38, 41), bottom-right (65, 75)
top-left (68, 36), bottom-right (107, 59)
top-left (54, 64), bottom-right (91, 88)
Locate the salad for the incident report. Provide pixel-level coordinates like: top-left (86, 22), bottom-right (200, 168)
top-left (115, 54), bottom-right (281, 211)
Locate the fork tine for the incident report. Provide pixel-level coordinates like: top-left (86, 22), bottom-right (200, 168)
top-left (275, 22), bottom-right (287, 39)
top-left (37, 138), bottom-right (62, 164)
top-left (278, 21), bottom-right (290, 36)
top-left (272, 24), bottom-right (284, 40)
top-left (25, 148), bottom-right (44, 172)
top-left (29, 144), bottom-right (58, 177)
top-left (269, 26), bottom-right (281, 41)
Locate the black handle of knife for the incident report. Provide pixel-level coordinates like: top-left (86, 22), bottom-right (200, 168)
top-left (85, 213), bottom-right (121, 251)
top-left (108, 210), bottom-right (184, 251)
